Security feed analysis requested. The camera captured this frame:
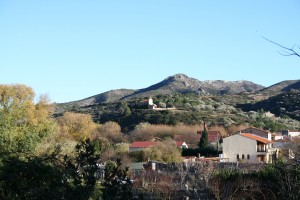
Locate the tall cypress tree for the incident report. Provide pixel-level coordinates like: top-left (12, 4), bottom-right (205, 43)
top-left (199, 124), bottom-right (208, 149)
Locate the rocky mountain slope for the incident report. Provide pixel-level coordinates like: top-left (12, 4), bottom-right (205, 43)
top-left (121, 74), bottom-right (264, 99)
top-left (59, 74), bottom-right (265, 108)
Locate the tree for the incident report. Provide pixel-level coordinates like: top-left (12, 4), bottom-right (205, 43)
top-left (0, 84), bottom-right (55, 154)
top-left (144, 139), bottom-right (183, 163)
top-left (0, 139), bottom-right (102, 200)
top-left (62, 139), bottom-right (102, 199)
top-left (117, 101), bottom-right (131, 117)
top-left (102, 158), bottom-right (133, 200)
top-left (57, 112), bottom-right (97, 141)
top-left (199, 124), bottom-right (208, 149)
top-left (263, 36), bottom-right (300, 58)
top-left (280, 137), bottom-right (300, 163)
top-left (93, 121), bottom-right (124, 144)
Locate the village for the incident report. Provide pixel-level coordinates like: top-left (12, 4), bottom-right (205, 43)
top-left (92, 98), bottom-right (300, 199)
top-left (94, 123), bottom-right (300, 199)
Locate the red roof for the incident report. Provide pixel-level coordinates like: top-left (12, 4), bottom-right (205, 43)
top-left (240, 133), bottom-right (272, 144)
top-left (176, 141), bottom-right (186, 146)
top-left (197, 131), bottom-right (220, 142)
top-left (130, 141), bottom-right (156, 148)
top-left (174, 134), bottom-right (201, 142)
top-left (130, 141), bottom-right (186, 148)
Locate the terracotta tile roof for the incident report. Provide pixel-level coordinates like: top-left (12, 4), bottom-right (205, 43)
top-left (176, 141), bottom-right (185, 146)
top-left (196, 131), bottom-right (221, 142)
top-left (240, 133), bottom-right (273, 144)
top-left (129, 141), bottom-right (156, 148)
top-left (130, 141), bottom-right (186, 148)
top-left (174, 134), bottom-right (201, 142)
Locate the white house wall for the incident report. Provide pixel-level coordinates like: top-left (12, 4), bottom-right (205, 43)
top-left (289, 131), bottom-right (300, 138)
top-left (223, 134), bottom-right (261, 163)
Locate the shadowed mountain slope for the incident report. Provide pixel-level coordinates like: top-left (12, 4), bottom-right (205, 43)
top-left (259, 80), bottom-right (300, 93)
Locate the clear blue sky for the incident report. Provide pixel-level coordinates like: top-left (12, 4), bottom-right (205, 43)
top-left (1, 1), bottom-right (299, 103)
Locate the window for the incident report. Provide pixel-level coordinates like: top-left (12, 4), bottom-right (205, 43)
top-left (237, 154), bottom-right (239, 160)
top-left (247, 154), bottom-right (250, 160)
top-left (242, 154), bottom-right (245, 159)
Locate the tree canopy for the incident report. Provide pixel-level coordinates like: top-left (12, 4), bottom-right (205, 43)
top-left (57, 112), bottom-right (97, 141)
top-left (0, 84), bottom-right (55, 154)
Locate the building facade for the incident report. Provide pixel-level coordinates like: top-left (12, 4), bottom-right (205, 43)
top-left (223, 133), bottom-right (273, 163)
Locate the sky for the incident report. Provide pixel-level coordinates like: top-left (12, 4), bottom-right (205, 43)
top-left (0, 1), bottom-right (299, 103)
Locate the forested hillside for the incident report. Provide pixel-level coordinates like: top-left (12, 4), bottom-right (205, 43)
top-left (55, 92), bottom-right (300, 133)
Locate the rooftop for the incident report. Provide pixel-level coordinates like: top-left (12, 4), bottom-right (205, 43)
top-left (130, 141), bottom-right (186, 148)
top-left (241, 133), bottom-right (273, 144)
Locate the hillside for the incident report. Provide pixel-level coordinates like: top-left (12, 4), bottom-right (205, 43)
top-left (54, 74), bottom-right (300, 132)
top-left (56, 89), bottom-right (135, 111)
top-left (259, 80), bottom-right (300, 94)
top-left (58, 74), bottom-right (265, 108)
top-left (238, 90), bottom-right (300, 121)
top-left (120, 74), bottom-right (264, 99)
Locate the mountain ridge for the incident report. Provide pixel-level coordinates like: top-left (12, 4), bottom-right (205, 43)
top-left (260, 80), bottom-right (300, 93)
top-left (59, 74), bottom-right (265, 107)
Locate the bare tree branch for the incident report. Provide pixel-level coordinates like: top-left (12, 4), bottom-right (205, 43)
top-left (262, 36), bottom-right (300, 58)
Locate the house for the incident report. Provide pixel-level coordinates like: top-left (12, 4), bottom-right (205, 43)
top-left (174, 134), bottom-right (201, 148)
top-left (137, 97), bottom-right (157, 110)
top-left (281, 130), bottom-right (300, 138)
top-left (196, 123), bottom-right (221, 145)
top-left (237, 127), bottom-right (272, 141)
top-left (176, 141), bottom-right (188, 149)
top-left (223, 133), bottom-right (274, 163)
top-left (272, 133), bottom-right (284, 141)
top-left (174, 131), bottom-right (221, 148)
top-left (129, 141), bottom-right (188, 152)
top-left (129, 162), bottom-right (145, 176)
top-left (129, 141), bottom-right (157, 152)
top-left (197, 130), bottom-right (221, 143)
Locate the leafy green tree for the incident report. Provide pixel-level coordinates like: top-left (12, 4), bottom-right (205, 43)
top-left (0, 84), bottom-right (55, 154)
top-left (0, 153), bottom-right (64, 200)
top-left (117, 101), bottom-right (131, 117)
top-left (102, 158), bottom-right (133, 200)
top-left (62, 139), bottom-right (101, 199)
top-left (144, 139), bottom-right (183, 163)
top-left (199, 125), bottom-right (208, 149)
top-left (0, 139), bottom-right (103, 200)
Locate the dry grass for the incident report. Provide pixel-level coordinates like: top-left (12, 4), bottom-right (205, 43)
top-left (130, 123), bottom-right (250, 141)
top-left (130, 124), bottom-right (202, 141)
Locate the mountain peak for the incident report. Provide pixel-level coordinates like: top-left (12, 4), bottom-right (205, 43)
top-left (164, 73), bottom-right (192, 81)
top-left (171, 73), bottom-right (190, 79)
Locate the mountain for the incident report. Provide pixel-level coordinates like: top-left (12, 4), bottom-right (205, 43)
top-left (259, 80), bottom-right (300, 93)
top-left (238, 90), bottom-right (300, 121)
top-left (59, 74), bottom-right (265, 107)
top-left (56, 89), bottom-right (135, 111)
top-left (121, 74), bottom-right (264, 99)
top-left (54, 74), bottom-right (300, 132)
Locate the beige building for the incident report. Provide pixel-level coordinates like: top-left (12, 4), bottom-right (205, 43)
top-left (223, 133), bottom-right (274, 163)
